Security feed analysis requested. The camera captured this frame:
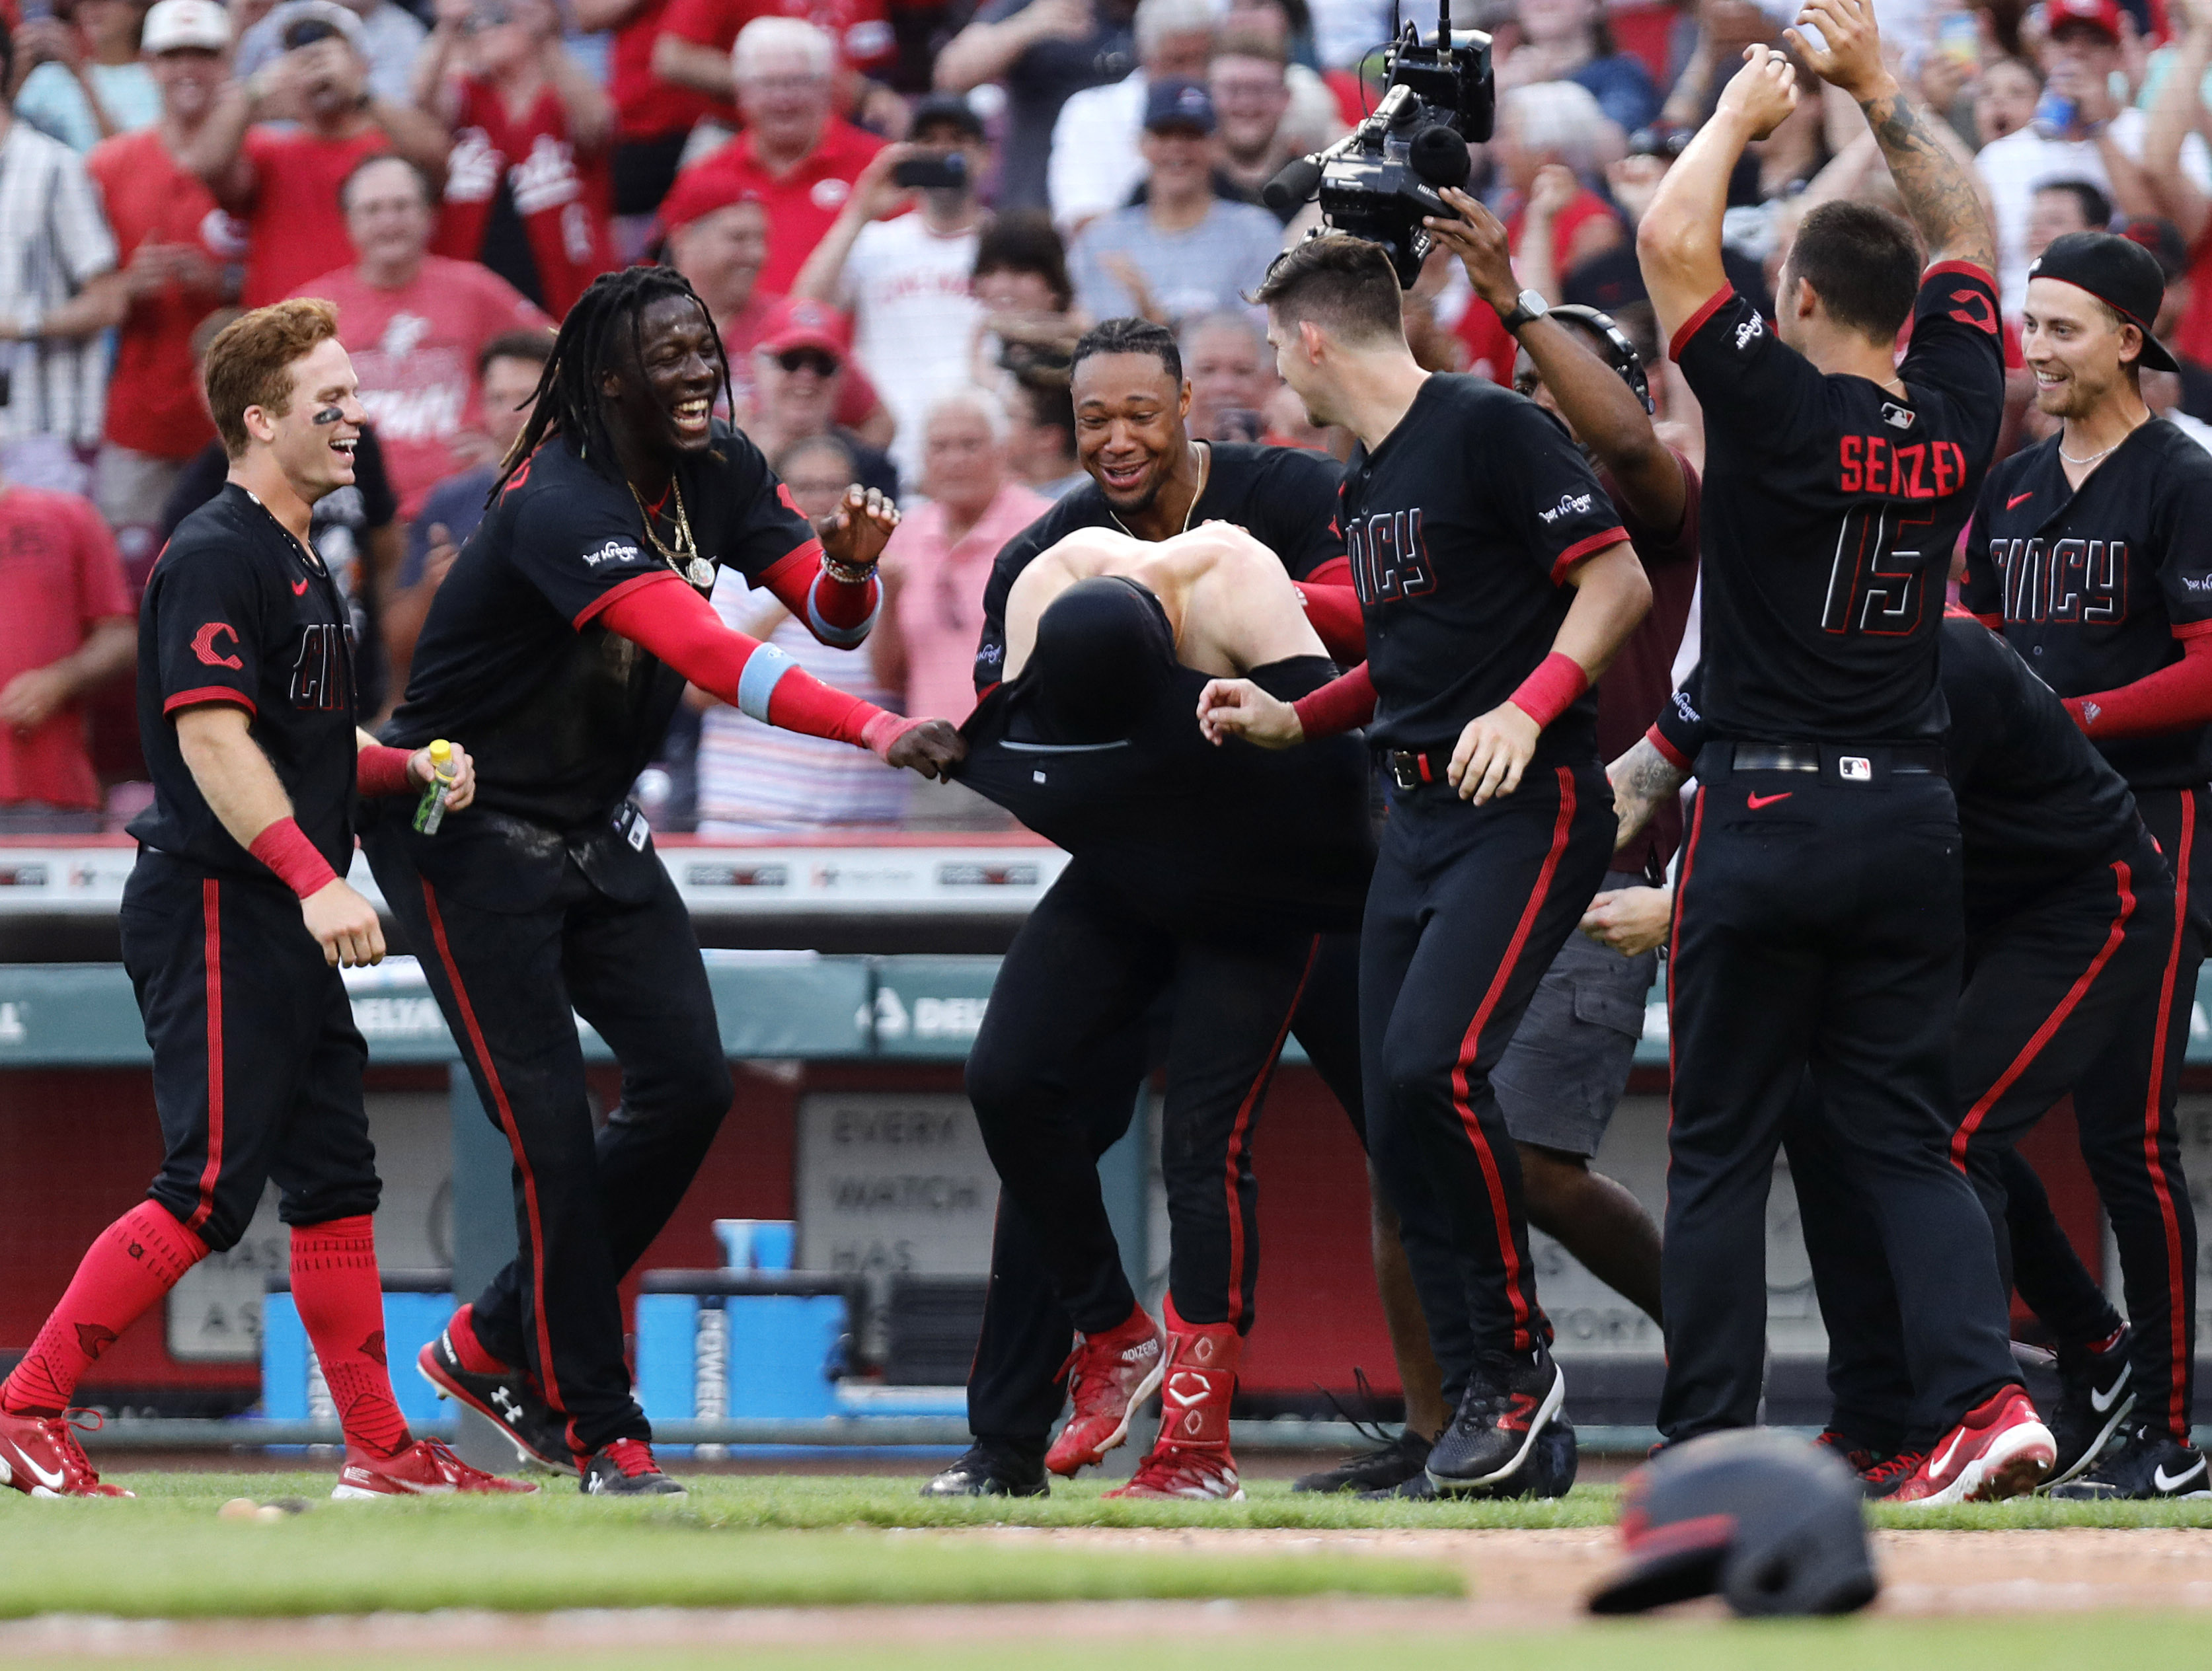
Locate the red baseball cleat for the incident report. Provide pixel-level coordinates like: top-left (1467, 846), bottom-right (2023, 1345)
top-left (1045, 1306), bottom-right (1165, 1477)
top-left (1106, 1304), bottom-right (1245, 1502)
top-left (0, 1409), bottom-right (132, 1498)
top-left (1887, 1385), bottom-right (2054, 1506)
top-left (331, 1437), bottom-right (539, 1498)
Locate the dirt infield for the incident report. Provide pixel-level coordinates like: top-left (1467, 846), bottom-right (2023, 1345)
top-left (4, 1524), bottom-right (2209, 1660)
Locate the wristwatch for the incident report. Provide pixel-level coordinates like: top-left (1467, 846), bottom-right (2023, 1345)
top-left (1500, 289), bottom-right (1550, 333)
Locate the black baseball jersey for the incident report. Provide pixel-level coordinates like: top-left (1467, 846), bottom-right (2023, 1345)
top-left (128, 484), bottom-right (360, 878)
top-left (1674, 263), bottom-right (2004, 743)
top-left (1660, 614), bottom-right (2143, 926)
top-left (973, 441), bottom-right (1347, 693)
top-left (1340, 373), bottom-right (1626, 758)
top-left (1958, 418), bottom-right (2212, 789)
top-left (385, 421), bottom-right (816, 831)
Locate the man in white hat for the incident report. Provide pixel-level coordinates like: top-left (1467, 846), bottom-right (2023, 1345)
top-left (87, 0), bottom-right (241, 539)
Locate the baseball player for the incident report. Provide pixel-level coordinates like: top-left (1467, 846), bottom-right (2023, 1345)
top-left (1203, 232), bottom-right (1651, 1496)
top-left (0, 301), bottom-right (525, 1501)
top-left (1958, 228), bottom-right (2212, 1498)
top-left (930, 318), bottom-right (1455, 1503)
top-left (1633, 0), bottom-right (2050, 1502)
top-left (365, 267), bottom-right (964, 1496)
top-left (1625, 614), bottom-right (2190, 1495)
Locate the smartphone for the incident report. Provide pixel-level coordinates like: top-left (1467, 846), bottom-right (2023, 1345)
top-left (892, 153), bottom-right (969, 191)
top-left (1936, 10), bottom-right (1979, 66)
top-left (2031, 87), bottom-right (2078, 139)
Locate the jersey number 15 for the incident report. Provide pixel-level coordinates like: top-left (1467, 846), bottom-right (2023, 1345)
top-left (1822, 503), bottom-right (1936, 636)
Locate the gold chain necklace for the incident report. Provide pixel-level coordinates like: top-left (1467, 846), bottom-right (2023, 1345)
top-left (629, 477), bottom-right (715, 589)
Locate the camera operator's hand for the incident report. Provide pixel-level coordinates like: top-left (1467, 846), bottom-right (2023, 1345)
top-left (1422, 186), bottom-right (1519, 316)
top-left (1449, 700), bottom-right (1539, 803)
top-left (1197, 678), bottom-right (1303, 749)
top-left (1714, 42), bottom-right (1801, 140)
top-left (1785, 0), bottom-right (1891, 103)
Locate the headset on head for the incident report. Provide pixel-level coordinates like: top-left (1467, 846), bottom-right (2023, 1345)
top-left (1539, 303), bottom-right (1654, 416)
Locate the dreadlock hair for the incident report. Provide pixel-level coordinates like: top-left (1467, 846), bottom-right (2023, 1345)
top-left (494, 266), bottom-right (732, 494)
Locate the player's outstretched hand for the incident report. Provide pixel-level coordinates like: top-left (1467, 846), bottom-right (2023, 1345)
top-left (302, 879), bottom-right (386, 969)
top-left (1450, 701), bottom-right (1540, 803)
top-left (818, 484), bottom-right (901, 572)
top-left (1786, 0), bottom-right (1889, 98)
top-left (1420, 187), bottom-right (1519, 316)
top-left (1714, 43), bottom-right (1801, 140)
top-left (1198, 677), bottom-right (1303, 748)
top-left (888, 718), bottom-right (967, 780)
top-left (1580, 885), bottom-right (1673, 957)
top-left (408, 741), bottom-right (477, 813)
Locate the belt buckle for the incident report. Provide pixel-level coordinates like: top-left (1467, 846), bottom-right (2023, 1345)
top-left (1389, 753), bottom-right (1421, 792)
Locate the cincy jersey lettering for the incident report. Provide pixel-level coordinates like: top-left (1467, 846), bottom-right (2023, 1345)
top-left (1346, 509), bottom-right (1434, 604)
top-left (1986, 537), bottom-right (2127, 624)
top-left (288, 622), bottom-right (352, 712)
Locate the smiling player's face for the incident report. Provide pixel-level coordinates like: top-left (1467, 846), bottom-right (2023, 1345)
top-left (603, 294), bottom-right (726, 461)
top-left (1073, 352), bottom-right (1190, 515)
top-left (261, 336), bottom-right (365, 502)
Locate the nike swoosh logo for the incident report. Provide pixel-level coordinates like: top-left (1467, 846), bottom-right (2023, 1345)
top-left (2092, 1363), bottom-right (2129, 1413)
top-left (2007, 492), bottom-right (2034, 509)
top-left (1746, 792), bottom-right (1793, 809)
top-left (5, 1444), bottom-right (64, 1491)
top-left (2155, 1456), bottom-right (2205, 1493)
top-left (1930, 1429), bottom-right (1967, 1479)
top-left (292, 579), bottom-right (310, 595)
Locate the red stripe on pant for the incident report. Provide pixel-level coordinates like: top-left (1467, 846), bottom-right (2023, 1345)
top-left (1447, 765), bottom-right (1576, 1355)
top-left (186, 879), bottom-right (225, 1236)
top-left (1220, 935), bottom-right (1317, 1329)
top-left (2143, 796), bottom-right (2195, 1436)
top-left (420, 879), bottom-right (573, 1453)
top-left (1950, 858), bottom-right (2138, 1169)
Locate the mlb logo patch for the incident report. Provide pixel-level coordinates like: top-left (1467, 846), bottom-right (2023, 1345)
top-left (1839, 756), bottom-right (1872, 782)
top-left (1880, 402), bottom-right (1917, 430)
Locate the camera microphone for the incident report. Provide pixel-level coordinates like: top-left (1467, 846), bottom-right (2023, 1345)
top-left (1262, 156), bottom-right (1325, 214)
top-left (1409, 124), bottom-right (1471, 189)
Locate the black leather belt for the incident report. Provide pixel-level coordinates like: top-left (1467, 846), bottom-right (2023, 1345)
top-left (1704, 741), bottom-right (1946, 781)
top-left (1384, 749), bottom-right (1449, 792)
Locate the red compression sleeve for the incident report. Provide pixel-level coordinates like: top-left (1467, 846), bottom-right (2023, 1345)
top-left (2065, 630), bottom-right (2212, 739)
top-left (1293, 582), bottom-right (1367, 663)
top-left (1290, 661), bottom-right (1377, 740)
top-left (759, 540), bottom-right (880, 647)
top-left (356, 744), bottom-right (415, 798)
top-left (599, 572), bottom-right (901, 753)
top-left (249, 817), bottom-right (340, 897)
top-left (1508, 652), bottom-right (1591, 730)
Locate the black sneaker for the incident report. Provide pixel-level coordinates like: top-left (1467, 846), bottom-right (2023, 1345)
top-left (417, 1315), bottom-right (576, 1477)
top-left (2047, 1426), bottom-right (2212, 1501)
top-left (1425, 1345), bottom-right (1564, 1497)
top-left (580, 1438), bottom-right (685, 1496)
top-left (921, 1442), bottom-right (1049, 1498)
top-left (1293, 1428), bottom-right (1432, 1495)
top-left (1359, 1469), bottom-right (1437, 1501)
top-left (2046, 1327), bottom-right (2135, 1487)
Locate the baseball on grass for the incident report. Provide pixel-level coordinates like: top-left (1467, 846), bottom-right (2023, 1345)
top-left (218, 1498), bottom-right (259, 1520)
top-left (254, 1504), bottom-right (288, 1523)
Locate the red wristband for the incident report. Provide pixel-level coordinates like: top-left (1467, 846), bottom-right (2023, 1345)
top-left (1507, 652), bottom-right (1589, 731)
top-left (859, 709), bottom-right (924, 761)
top-left (356, 744), bottom-right (415, 798)
top-left (1289, 662), bottom-right (1377, 741)
top-left (248, 817), bottom-right (340, 899)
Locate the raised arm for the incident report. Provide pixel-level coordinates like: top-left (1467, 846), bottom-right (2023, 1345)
top-left (1786, 0), bottom-right (1995, 274)
top-left (1636, 45), bottom-right (1798, 347)
top-left (2144, 6), bottom-right (2212, 246)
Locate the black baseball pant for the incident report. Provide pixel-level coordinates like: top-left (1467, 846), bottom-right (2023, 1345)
top-left (1783, 833), bottom-right (2172, 1446)
top-left (2004, 1149), bottom-right (2125, 1351)
top-left (1359, 761), bottom-right (1615, 1386)
top-left (126, 850), bottom-right (381, 1252)
top-left (1662, 752), bottom-right (2017, 1444)
top-left (364, 825), bottom-right (734, 1458)
top-left (964, 859), bottom-right (1317, 1353)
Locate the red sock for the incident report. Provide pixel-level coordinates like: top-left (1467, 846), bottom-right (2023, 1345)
top-left (1, 1201), bottom-right (208, 1416)
top-left (290, 1216), bottom-right (412, 1458)
top-left (445, 1302), bottom-right (508, 1376)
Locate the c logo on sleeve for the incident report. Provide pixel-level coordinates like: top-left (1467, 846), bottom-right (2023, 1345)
top-left (191, 622), bottom-right (243, 669)
top-left (1947, 287), bottom-right (1999, 336)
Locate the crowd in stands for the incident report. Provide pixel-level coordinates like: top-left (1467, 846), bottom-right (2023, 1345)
top-left (7, 0), bottom-right (2212, 834)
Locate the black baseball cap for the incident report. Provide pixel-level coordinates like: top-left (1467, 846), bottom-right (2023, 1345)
top-left (2028, 229), bottom-right (2182, 373)
top-left (908, 93), bottom-right (985, 143)
top-left (1143, 79), bottom-right (1216, 134)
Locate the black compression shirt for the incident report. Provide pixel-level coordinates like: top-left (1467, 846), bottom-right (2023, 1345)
top-left (1958, 418), bottom-right (2212, 789)
top-left (1673, 263), bottom-right (2004, 744)
top-left (385, 421), bottom-right (816, 832)
top-left (1341, 374), bottom-right (1627, 759)
top-left (128, 484), bottom-right (360, 879)
top-left (1660, 614), bottom-right (2143, 926)
top-left (973, 441), bottom-right (1348, 694)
